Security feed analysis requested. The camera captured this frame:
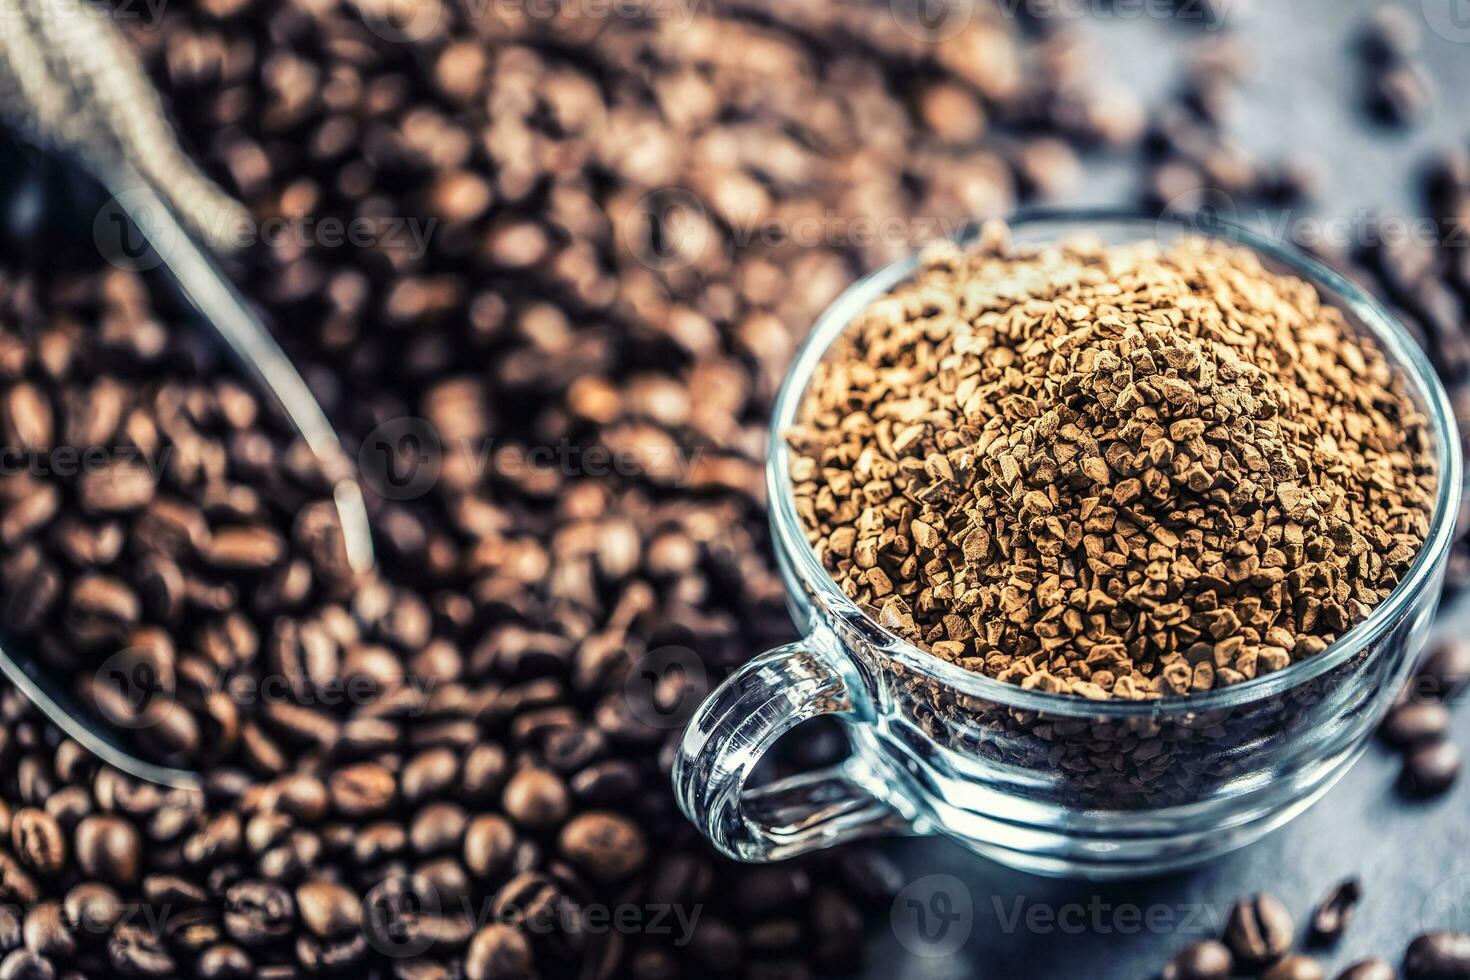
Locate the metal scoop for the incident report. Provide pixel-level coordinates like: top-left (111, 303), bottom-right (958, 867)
top-left (0, 0), bottom-right (375, 787)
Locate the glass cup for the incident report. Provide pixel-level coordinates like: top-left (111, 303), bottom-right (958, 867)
top-left (672, 211), bottom-right (1463, 878)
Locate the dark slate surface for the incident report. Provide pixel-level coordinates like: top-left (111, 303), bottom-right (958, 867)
top-left (869, 1), bottom-right (1470, 977)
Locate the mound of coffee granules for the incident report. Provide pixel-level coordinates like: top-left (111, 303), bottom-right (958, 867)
top-left (790, 226), bottom-right (1437, 699)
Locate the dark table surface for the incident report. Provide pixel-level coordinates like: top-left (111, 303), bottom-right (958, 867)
top-left (871, 1), bottom-right (1470, 977)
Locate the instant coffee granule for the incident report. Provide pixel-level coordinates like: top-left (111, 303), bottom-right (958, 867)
top-left (790, 225), bottom-right (1436, 699)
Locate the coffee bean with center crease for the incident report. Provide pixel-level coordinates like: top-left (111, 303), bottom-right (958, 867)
top-left (196, 943), bottom-right (252, 980)
top-left (223, 881), bottom-right (295, 946)
top-left (10, 810), bottom-right (65, 878)
top-left (465, 924), bottom-right (534, 980)
top-left (1336, 959), bottom-right (1396, 980)
top-left (295, 880), bottom-right (361, 939)
top-left (329, 763), bottom-right (396, 817)
top-left (1263, 955), bottom-right (1326, 980)
top-left (1224, 894), bottom-right (1294, 968)
top-left (1408, 932), bottom-right (1470, 979)
top-left (1162, 940), bottom-right (1233, 980)
top-left (557, 811), bottom-right (647, 882)
top-left (107, 924), bottom-right (175, 978)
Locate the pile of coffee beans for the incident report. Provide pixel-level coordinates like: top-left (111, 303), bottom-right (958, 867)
top-left (1161, 882), bottom-right (1469, 980)
top-left (0, 262), bottom-right (362, 769)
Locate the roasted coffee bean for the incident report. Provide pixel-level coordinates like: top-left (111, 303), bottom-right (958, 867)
top-left (402, 748), bottom-right (459, 804)
top-left (223, 881), bottom-right (295, 946)
top-left (0, 907), bottom-right (21, 952)
top-left (1224, 894), bottom-right (1294, 968)
top-left (72, 816), bottom-right (141, 886)
top-left (10, 811), bottom-right (64, 878)
top-left (353, 822), bottom-right (407, 867)
top-left (1265, 956), bottom-right (1327, 980)
top-left (1382, 703), bottom-right (1452, 749)
top-left (1368, 65), bottom-right (1435, 127)
top-left (295, 880), bottom-right (361, 939)
top-left (1161, 940), bottom-right (1233, 980)
top-left (62, 883), bottom-right (122, 935)
top-left (464, 924), bottom-right (534, 980)
top-left (1311, 877), bottom-right (1362, 944)
top-left (1407, 932), bottom-right (1470, 979)
top-left (1402, 741), bottom-right (1462, 797)
top-left (1417, 642), bottom-right (1470, 700)
top-left (106, 925), bottom-right (175, 978)
top-left (464, 815), bottom-right (516, 880)
top-left (1336, 959), bottom-right (1397, 980)
top-left (410, 803), bottom-right (467, 856)
top-left (0, 950), bottom-right (53, 980)
top-left (329, 763), bottom-right (397, 817)
top-left (568, 760), bottom-right (640, 805)
top-left (196, 943), bottom-right (252, 980)
top-left (20, 904), bottom-right (72, 960)
top-left (1361, 6), bottom-right (1422, 64)
top-left (501, 768), bottom-right (569, 830)
top-left (0, 854), bottom-right (38, 905)
top-left (557, 811), bottom-right (646, 883)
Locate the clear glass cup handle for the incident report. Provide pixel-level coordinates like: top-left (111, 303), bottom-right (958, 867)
top-left (673, 639), bottom-right (913, 861)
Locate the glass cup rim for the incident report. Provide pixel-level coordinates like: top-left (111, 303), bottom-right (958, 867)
top-left (766, 207), bottom-right (1464, 719)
